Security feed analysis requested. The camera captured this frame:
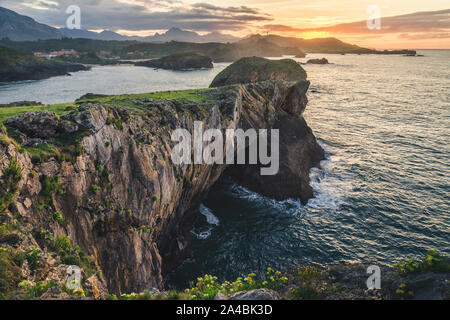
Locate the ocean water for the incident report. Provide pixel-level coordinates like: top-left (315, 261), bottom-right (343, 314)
top-left (167, 50), bottom-right (450, 288)
top-left (0, 63), bottom-right (230, 104)
top-left (1, 51), bottom-right (449, 289)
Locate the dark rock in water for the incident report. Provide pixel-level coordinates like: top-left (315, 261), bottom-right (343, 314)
top-left (210, 57), bottom-right (307, 87)
top-left (4, 111), bottom-right (78, 139)
top-left (307, 58), bottom-right (329, 64)
top-left (135, 53), bottom-right (213, 70)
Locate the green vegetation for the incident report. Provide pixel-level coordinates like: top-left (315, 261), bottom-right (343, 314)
top-left (26, 246), bottom-right (41, 273)
top-left (90, 185), bottom-right (101, 195)
top-left (75, 88), bottom-right (214, 107)
top-left (0, 103), bottom-right (74, 123)
top-left (0, 248), bottom-right (23, 299)
top-left (210, 57), bottom-right (307, 87)
top-left (50, 236), bottom-right (96, 277)
top-left (39, 175), bottom-right (65, 199)
top-left (136, 52), bottom-right (213, 70)
top-left (0, 158), bottom-right (23, 213)
top-left (393, 249), bottom-right (450, 275)
top-left (184, 268), bottom-right (289, 300)
top-left (0, 46), bottom-right (89, 82)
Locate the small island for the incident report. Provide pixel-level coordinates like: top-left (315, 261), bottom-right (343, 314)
top-left (210, 56), bottom-right (307, 87)
top-left (135, 53), bottom-right (213, 71)
top-left (0, 46), bottom-right (89, 82)
top-left (307, 58), bottom-right (329, 64)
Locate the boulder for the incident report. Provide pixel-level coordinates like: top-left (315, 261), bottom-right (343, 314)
top-left (210, 57), bottom-right (307, 87)
top-left (4, 112), bottom-right (78, 139)
top-left (215, 289), bottom-right (281, 300)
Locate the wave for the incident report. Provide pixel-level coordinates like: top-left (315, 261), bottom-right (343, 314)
top-left (190, 204), bottom-right (220, 240)
top-left (306, 141), bottom-right (353, 213)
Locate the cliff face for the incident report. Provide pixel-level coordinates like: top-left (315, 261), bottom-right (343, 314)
top-left (0, 80), bottom-right (324, 294)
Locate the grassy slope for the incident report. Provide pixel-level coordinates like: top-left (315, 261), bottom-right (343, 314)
top-left (0, 46), bottom-right (41, 69)
top-left (0, 88), bottom-right (214, 123)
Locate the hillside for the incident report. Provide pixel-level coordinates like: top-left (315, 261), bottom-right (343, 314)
top-left (0, 7), bottom-right (62, 41)
top-left (0, 46), bottom-right (89, 82)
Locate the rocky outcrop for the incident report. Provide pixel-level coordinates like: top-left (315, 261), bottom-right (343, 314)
top-left (5, 112), bottom-right (78, 139)
top-left (215, 289), bottom-right (281, 300)
top-left (307, 58), bottom-right (329, 64)
top-left (210, 57), bottom-right (307, 87)
top-left (135, 53), bottom-right (213, 70)
top-left (0, 82), bottom-right (323, 294)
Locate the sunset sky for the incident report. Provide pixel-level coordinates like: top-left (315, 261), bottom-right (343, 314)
top-left (1, 0), bottom-right (449, 49)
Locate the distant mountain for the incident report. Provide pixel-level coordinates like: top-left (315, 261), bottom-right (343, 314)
top-left (242, 34), bottom-right (374, 54)
top-left (0, 6), bottom-right (238, 43)
top-left (0, 7), bottom-right (62, 41)
top-left (59, 28), bottom-right (141, 41)
top-left (143, 28), bottom-right (239, 43)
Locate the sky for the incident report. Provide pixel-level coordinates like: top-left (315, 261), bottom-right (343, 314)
top-left (1, 0), bottom-right (449, 49)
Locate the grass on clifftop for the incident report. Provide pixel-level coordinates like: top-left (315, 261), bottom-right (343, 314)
top-left (0, 88), bottom-right (215, 123)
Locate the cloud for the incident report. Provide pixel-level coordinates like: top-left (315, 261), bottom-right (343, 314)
top-left (262, 9), bottom-right (450, 39)
top-left (1, 0), bottom-right (271, 32)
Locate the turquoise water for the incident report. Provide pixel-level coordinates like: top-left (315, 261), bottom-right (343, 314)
top-left (1, 51), bottom-right (449, 289)
top-left (167, 50), bottom-right (450, 288)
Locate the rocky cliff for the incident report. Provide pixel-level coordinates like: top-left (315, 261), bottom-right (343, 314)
top-left (0, 79), bottom-right (324, 296)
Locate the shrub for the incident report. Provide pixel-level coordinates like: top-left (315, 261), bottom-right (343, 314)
top-left (0, 249), bottom-right (22, 299)
top-left (26, 246), bottom-right (41, 272)
top-left (393, 249), bottom-right (450, 275)
top-left (90, 185), bottom-right (101, 194)
top-left (0, 158), bottom-right (23, 212)
top-left (39, 175), bottom-right (65, 200)
top-left (51, 236), bottom-right (96, 278)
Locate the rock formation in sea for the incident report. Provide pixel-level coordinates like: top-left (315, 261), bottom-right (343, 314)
top-left (307, 58), bottom-right (329, 64)
top-left (210, 57), bottom-right (307, 87)
top-left (135, 53), bottom-right (213, 71)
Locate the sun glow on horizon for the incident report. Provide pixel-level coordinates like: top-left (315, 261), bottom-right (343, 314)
top-left (298, 31), bottom-right (333, 39)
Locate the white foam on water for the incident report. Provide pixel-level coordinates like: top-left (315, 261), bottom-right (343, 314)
top-left (227, 183), bottom-right (303, 213)
top-left (190, 204), bottom-right (220, 240)
top-left (306, 142), bottom-right (353, 213)
top-left (200, 204), bottom-right (220, 226)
